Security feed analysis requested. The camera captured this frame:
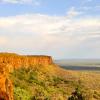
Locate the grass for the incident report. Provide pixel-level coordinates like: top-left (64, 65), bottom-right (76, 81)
top-left (10, 65), bottom-right (100, 100)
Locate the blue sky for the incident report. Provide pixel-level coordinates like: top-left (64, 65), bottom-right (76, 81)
top-left (0, 0), bottom-right (100, 16)
top-left (0, 0), bottom-right (100, 59)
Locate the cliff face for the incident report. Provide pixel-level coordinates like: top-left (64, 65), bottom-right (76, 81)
top-left (0, 53), bottom-right (53, 100)
top-left (0, 53), bottom-right (53, 69)
top-left (0, 63), bottom-right (13, 100)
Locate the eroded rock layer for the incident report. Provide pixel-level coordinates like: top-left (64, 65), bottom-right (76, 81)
top-left (0, 53), bottom-right (53, 100)
top-left (0, 53), bottom-right (53, 69)
top-left (0, 63), bottom-right (13, 100)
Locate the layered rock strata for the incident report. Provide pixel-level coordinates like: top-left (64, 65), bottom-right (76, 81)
top-left (0, 53), bottom-right (53, 100)
top-left (0, 53), bottom-right (53, 69)
top-left (0, 63), bottom-right (13, 100)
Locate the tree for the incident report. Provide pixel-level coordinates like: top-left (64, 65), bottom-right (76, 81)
top-left (68, 88), bottom-right (85, 100)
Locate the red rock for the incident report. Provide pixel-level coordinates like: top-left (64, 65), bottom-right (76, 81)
top-left (0, 53), bottom-right (53, 69)
top-left (0, 53), bottom-right (54, 100)
top-left (0, 63), bottom-right (13, 100)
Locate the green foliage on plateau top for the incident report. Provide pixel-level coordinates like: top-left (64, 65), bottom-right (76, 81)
top-left (10, 65), bottom-right (100, 100)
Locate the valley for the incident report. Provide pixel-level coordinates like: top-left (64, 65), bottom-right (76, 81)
top-left (0, 53), bottom-right (100, 100)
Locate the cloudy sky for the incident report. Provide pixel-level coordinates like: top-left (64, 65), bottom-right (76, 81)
top-left (0, 0), bottom-right (100, 59)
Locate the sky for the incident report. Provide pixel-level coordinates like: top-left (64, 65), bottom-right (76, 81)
top-left (0, 0), bottom-right (100, 59)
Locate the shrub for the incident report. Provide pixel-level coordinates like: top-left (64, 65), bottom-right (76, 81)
top-left (68, 87), bottom-right (85, 100)
top-left (14, 87), bottom-right (32, 100)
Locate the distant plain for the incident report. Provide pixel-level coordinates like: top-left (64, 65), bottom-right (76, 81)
top-left (55, 59), bottom-right (100, 71)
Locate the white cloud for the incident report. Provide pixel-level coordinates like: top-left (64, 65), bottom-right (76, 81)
top-left (88, 0), bottom-right (92, 1)
top-left (81, 5), bottom-right (100, 11)
top-left (0, 36), bottom-right (8, 45)
top-left (82, 6), bottom-right (92, 10)
top-left (67, 7), bottom-right (81, 18)
top-left (0, 13), bottom-right (100, 58)
top-left (0, 0), bottom-right (40, 5)
top-left (79, 0), bottom-right (92, 2)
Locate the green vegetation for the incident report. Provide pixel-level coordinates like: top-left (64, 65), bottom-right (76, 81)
top-left (14, 87), bottom-right (31, 100)
top-left (68, 87), bottom-right (85, 100)
top-left (10, 66), bottom-right (100, 100)
top-left (10, 66), bottom-right (69, 99)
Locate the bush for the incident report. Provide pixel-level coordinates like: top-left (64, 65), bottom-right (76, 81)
top-left (11, 67), bottom-right (74, 100)
top-left (14, 87), bottom-right (32, 100)
top-left (68, 87), bottom-right (85, 100)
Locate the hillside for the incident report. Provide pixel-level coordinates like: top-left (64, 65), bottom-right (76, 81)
top-left (0, 53), bottom-right (100, 100)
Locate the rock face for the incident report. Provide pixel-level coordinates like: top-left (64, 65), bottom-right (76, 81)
top-left (0, 53), bottom-right (53, 100)
top-left (0, 63), bottom-right (13, 100)
top-left (0, 53), bottom-right (53, 69)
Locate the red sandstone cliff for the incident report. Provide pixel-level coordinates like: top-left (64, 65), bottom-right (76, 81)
top-left (0, 53), bottom-right (53, 100)
top-left (0, 53), bottom-right (53, 69)
top-left (0, 63), bottom-right (13, 100)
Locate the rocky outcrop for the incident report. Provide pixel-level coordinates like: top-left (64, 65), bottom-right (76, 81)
top-left (0, 63), bottom-right (13, 100)
top-left (0, 53), bottom-right (53, 100)
top-left (0, 53), bottom-right (53, 69)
